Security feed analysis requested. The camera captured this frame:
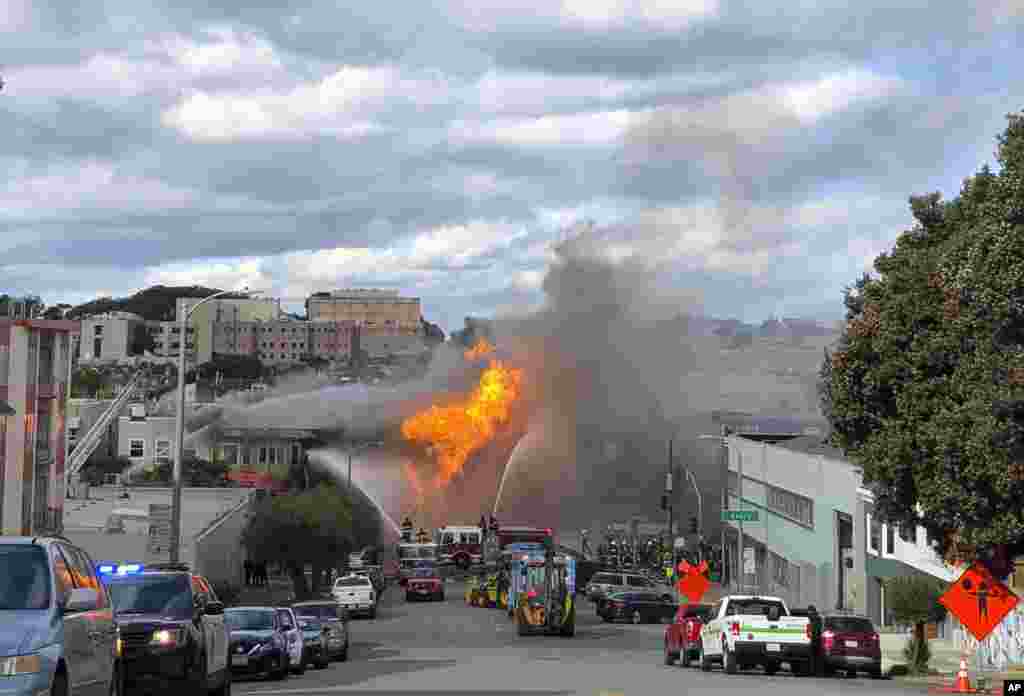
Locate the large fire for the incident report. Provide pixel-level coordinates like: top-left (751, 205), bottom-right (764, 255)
top-left (401, 339), bottom-right (523, 490)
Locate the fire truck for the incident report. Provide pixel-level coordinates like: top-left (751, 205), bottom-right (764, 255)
top-left (482, 525), bottom-right (553, 569)
top-left (397, 542), bottom-right (438, 586)
top-left (435, 525), bottom-right (483, 570)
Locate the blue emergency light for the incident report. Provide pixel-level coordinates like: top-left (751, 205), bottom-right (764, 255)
top-left (97, 562), bottom-right (143, 577)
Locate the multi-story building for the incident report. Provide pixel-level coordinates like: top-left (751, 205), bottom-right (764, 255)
top-left (117, 404), bottom-right (176, 477)
top-left (305, 289), bottom-right (420, 334)
top-left (0, 319), bottom-right (78, 535)
top-left (722, 433), bottom-right (958, 633)
top-left (210, 318), bottom-right (357, 365)
top-left (357, 332), bottom-right (428, 361)
top-left (147, 321), bottom-right (196, 362)
top-left (175, 297), bottom-right (282, 365)
top-left (79, 312), bottom-right (147, 363)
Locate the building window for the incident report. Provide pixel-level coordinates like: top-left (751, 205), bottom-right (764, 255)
top-left (94, 325), bottom-right (103, 336)
top-left (765, 483), bottom-right (814, 527)
top-left (899, 523), bottom-right (918, 545)
top-left (268, 447), bottom-right (277, 465)
top-left (868, 514), bottom-right (881, 554)
top-left (155, 440), bottom-right (170, 463)
top-left (129, 439), bottom-right (145, 458)
top-left (770, 551), bottom-right (789, 587)
top-left (885, 525), bottom-right (895, 555)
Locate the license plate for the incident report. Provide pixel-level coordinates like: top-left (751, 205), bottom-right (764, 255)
top-left (845, 640), bottom-right (858, 648)
top-left (766, 643), bottom-right (781, 652)
top-left (231, 655), bottom-right (248, 666)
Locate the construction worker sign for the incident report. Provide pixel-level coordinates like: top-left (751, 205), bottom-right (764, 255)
top-left (939, 561), bottom-right (1019, 642)
top-left (676, 560), bottom-right (710, 605)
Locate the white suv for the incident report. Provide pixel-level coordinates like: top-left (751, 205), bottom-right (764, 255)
top-left (331, 575), bottom-right (376, 619)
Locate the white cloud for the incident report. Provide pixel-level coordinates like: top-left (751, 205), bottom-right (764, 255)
top-left (409, 221), bottom-right (525, 267)
top-left (0, 160), bottom-right (199, 220)
top-left (0, 0), bottom-right (34, 33)
top-left (7, 27), bottom-right (287, 100)
top-left (452, 109), bottom-right (646, 146)
top-left (163, 65), bottom-right (449, 141)
top-left (453, 0), bottom-right (719, 31)
top-left (780, 69), bottom-right (904, 123)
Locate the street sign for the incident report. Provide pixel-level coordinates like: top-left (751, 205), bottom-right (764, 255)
top-left (722, 510), bottom-right (759, 522)
top-left (939, 562), bottom-right (1020, 642)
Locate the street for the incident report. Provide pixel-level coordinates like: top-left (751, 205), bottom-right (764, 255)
top-left (233, 579), bottom-right (927, 696)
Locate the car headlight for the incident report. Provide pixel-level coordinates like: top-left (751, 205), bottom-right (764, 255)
top-left (151, 629), bottom-right (186, 647)
top-left (0, 655), bottom-right (42, 676)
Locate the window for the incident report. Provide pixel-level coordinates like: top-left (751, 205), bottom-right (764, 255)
top-left (268, 447), bottom-right (277, 465)
top-left (868, 514), bottom-right (881, 553)
top-left (242, 448), bottom-right (251, 466)
top-left (94, 325), bottom-right (103, 336)
top-left (899, 524), bottom-right (918, 545)
top-left (155, 440), bottom-right (171, 464)
top-left (886, 524), bottom-right (895, 554)
top-left (129, 439), bottom-right (145, 458)
top-left (765, 483), bottom-right (814, 527)
top-left (259, 447), bottom-right (267, 465)
top-left (771, 551), bottom-right (789, 587)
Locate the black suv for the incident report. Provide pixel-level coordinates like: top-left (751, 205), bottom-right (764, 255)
top-left (104, 562), bottom-right (231, 695)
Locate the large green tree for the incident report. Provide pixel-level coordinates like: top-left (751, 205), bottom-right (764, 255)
top-left (242, 483), bottom-right (356, 599)
top-left (821, 112), bottom-right (1024, 571)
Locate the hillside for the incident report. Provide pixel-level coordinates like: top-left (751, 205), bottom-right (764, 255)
top-left (66, 286), bottom-right (248, 322)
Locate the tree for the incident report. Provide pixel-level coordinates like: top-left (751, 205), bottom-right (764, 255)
top-left (81, 455), bottom-right (132, 486)
top-left (242, 483), bottom-right (355, 599)
top-left (72, 367), bottom-right (103, 398)
top-left (820, 112), bottom-right (1024, 571)
top-left (884, 576), bottom-right (948, 674)
top-left (130, 323), bottom-right (157, 355)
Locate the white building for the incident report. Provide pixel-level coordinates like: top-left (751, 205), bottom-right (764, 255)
top-left (79, 313), bottom-right (147, 363)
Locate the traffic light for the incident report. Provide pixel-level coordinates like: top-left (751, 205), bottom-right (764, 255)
top-left (689, 517), bottom-right (698, 534)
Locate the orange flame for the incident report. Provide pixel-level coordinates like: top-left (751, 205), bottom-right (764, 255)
top-left (401, 357), bottom-right (523, 488)
top-left (464, 337), bottom-right (495, 361)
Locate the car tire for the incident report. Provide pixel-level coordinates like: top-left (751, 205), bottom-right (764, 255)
top-left (823, 663), bottom-right (834, 677)
top-left (109, 662), bottom-right (122, 696)
top-left (724, 644), bottom-right (738, 674)
top-left (292, 655), bottom-right (306, 676)
top-left (406, 593), bottom-right (413, 602)
top-left (869, 666), bottom-right (883, 679)
top-left (699, 642), bottom-right (711, 672)
top-left (52, 670), bottom-right (69, 696)
top-left (764, 662), bottom-right (779, 676)
top-left (271, 655), bottom-right (288, 680)
top-left (192, 653), bottom-right (210, 694)
top-left (664, 642), bottom-right (676, 666)
top-left (211, 670), bottom-right (231, 696)
top-left (317, 655), bottom-right (330, 669)
top-left (339, 641), bottom-right (349, 662)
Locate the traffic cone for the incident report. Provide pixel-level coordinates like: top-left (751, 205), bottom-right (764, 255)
top-left (953, 656), bottom-right (971, 693)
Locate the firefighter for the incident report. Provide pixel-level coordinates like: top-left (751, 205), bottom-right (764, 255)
top-left (416, 527), bottom-right (430, 544)
top-left (401, 517), bottom-right (414, 543)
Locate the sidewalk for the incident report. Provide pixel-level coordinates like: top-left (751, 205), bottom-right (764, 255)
top-left (880, 633), bottom-right (963, 674)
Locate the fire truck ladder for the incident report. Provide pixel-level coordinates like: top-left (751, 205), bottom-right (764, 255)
top-left (65, 373), bottom-right (143, 483)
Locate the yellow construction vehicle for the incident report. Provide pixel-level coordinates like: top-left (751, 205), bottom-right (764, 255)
top-left (513, 537), bottom-right (576, 637)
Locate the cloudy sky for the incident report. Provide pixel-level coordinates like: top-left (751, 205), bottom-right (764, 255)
top-left (3, 1), bottom-right (1023, 332)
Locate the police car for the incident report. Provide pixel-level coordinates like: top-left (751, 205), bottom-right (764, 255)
top-left (99, 561), bottom-right (231, 695)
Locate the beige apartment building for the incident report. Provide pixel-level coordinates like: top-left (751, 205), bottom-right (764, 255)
top-left (305, 289), bottom-right (420, 334)
top-left (175, 297), bottom-right (282, 365)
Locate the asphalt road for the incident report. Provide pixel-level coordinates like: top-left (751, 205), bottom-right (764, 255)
top-left (234, 579), bottom-right (927, 696)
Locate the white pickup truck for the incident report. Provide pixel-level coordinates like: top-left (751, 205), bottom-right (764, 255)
top-left (332, 574), bottom-right (377, 619)
top-left (698, 595), bottom-right (812, 675)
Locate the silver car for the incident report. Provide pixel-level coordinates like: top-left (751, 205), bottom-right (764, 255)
top-left (585, 571), bottom-right (674, 604)
top-left (0, 536), bottom-right (118, 696)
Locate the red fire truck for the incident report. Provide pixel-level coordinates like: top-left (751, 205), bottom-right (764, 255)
top-left (435, 526), bottom-right (483, 570)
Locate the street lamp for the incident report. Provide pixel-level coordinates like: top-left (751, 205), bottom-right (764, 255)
top-left (169, 288), bottom-right (261, 563)
top-left (698, 426), bottom-right (731, 587)
top-left (682, 467), bottom-right (703, 562)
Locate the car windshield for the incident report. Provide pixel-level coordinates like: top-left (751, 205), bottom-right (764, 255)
top-left (107, 575), bottom-right (192, 617)
top-left (827, 617), bottom-right (875, 633)
top-left (294, 605), bottom-right (339, 621)
top-left (0, 545), bottom-right (52, 610)
top-left (727, 600), bottom-right (787, 616)
top-left (335, 577), bottom-right (370, 587)
top-left (226, 609), bottom-right (274, 631)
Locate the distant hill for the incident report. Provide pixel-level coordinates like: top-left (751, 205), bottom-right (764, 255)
top-left (675, 314), bottom-right (837, 338)
top-left (66, 285), bottom-right (247, 322)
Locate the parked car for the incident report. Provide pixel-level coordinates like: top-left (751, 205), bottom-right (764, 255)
top-left (275, 607), bottom-right (306, 675)
top-left (664, 604), bottom-right (712, 666)
top-left (292, 601), bottom-right (349, 662)
top-left (597, 590), bottom-right (677, 624)
top-left (0, 536), bottom-right (118, 696)
top-left (820, 613), bottom-right (883, 678)
top-left (585, 571), bottom-right (673, 604)
top-left (225, 607), bottom-right (291, 679)
top-left (332, 574), bottom-right (377, 619)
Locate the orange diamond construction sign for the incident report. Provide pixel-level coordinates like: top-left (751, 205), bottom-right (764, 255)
top-left (939, 561), bottom-right (1019, 642)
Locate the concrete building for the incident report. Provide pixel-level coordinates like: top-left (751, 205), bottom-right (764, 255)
top-left (210, 318), bottom-right (358, 366)
top-left (0, 319), bottom-right (78, 535)
top-left (308, 321), bottom-right (356, 363)
top-left (147, 321), bottom-right (196, 362)
top-left (67, 399), bottom-right (120, 465)
top-left (306, 289), bottom-right (420, 334)
top-left (357, 332), bottom-right (428, 361)
top-left (79, 313), bottom-right (146, 363)
top-left (177, 297), bottom-right (282, 365)
top-left (117, 405), bottom-right (176, 476)
top-left (722, 433), bottom-right (958, 629)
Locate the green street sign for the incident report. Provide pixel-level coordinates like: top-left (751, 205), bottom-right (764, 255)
top-left (721, 510), bottom-right (759, 522)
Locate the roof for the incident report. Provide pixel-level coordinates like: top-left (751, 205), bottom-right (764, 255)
top-left (768, 434), bottom-right (847, 461)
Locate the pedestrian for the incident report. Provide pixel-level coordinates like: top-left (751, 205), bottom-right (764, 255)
top-left (807, 605), bottom-right (824, 677)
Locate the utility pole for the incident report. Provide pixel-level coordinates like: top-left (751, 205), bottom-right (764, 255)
top-left (666, 438), bottom-right (674, 553)
top-left (720, 425), bottom-right (729, 589)
top-left (737, 441), bottom-right (745, 593)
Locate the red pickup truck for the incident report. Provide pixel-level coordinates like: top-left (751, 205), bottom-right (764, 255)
top-left (664, 604), bottom-right (713, 667)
